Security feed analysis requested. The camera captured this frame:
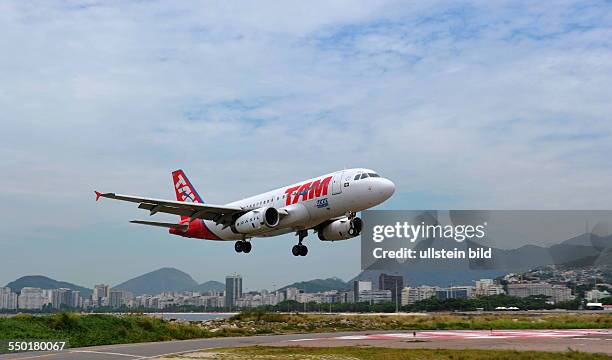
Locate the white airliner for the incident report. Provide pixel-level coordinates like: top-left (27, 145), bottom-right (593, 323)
top-left (95, 168), bottom-right (394, 256)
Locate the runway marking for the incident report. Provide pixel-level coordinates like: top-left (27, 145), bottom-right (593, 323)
top-left (69, 350), bottom-right (143, 358)
top-left (137, 348), bottom-right (213, 359)
top-left (290, 329), bottom-right (612, 341)
top-left (1, 354), bottom-right (63, 360)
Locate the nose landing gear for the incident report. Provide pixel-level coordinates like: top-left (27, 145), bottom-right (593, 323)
top-left (292, 230), bottom-right (308, 256)
top-left (234, 240), bottom-right (252, 253)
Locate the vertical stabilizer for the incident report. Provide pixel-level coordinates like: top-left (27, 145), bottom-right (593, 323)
top-left (172, 169), bottom-right (204, 208)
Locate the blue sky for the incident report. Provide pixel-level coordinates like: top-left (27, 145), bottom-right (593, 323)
top-left (1, 1), bottom-right (611, 290)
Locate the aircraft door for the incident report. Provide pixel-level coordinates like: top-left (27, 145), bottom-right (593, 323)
top-left (331, 171), bottom-right (344, 195)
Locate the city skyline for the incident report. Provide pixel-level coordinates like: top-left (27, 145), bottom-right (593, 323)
top-left (4, 265), bottom-right (607, 312)
top-left (2, 1), bottom-right (612, 289)
top-left (2, 267), bottom-right (348, 295)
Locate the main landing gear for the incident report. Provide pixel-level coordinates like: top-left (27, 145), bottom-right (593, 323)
top-left (292, 230), bottom-right (308, 256)
top-left (234, 240), bottom-right (251, 254)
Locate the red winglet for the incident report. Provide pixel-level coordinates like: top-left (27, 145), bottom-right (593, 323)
top-left (95, 191), bottom-right (102, 201)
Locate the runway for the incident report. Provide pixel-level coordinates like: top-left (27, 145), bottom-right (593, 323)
top-left (1, 329), bottom-right (611, 360)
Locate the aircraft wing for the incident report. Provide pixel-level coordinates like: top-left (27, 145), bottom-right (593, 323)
top-left (95, 191), bottom-right (244, 225)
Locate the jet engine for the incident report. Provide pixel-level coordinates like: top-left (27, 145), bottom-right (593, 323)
top-left (234, 207), bottom-right (279, 234)
top-left (318, 217), bottom-right (363, 241)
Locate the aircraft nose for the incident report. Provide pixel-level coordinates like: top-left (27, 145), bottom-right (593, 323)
top-left (380, 178), bottom-right (395, 199)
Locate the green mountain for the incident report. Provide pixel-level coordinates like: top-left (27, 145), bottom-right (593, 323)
top-left (113, 267), bottom-right (199, 296)
top-left (192, 280), bottom-right (225, 293)
top-left (279, 277), bottom-right (350, 293)
top-left (5, 275), bottom-right (92, 297)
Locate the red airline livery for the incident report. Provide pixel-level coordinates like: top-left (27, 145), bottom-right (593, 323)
top-left (95, 168), bottom-right (394, 256)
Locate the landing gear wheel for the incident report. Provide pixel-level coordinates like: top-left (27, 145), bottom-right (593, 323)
top-left (292, 244), bottom-right (308, 256)
top-left (234, 241), bottom-right (243, 253)
top-left (293, 230), bottom-right (309, 256)
top-left (242, 241), bottom-right (252, 253)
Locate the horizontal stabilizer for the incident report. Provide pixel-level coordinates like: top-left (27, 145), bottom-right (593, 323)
top-left (130, 220), bottom-right (189, 231)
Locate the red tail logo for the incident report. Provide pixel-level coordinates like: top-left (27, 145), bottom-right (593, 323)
top-left (172, 170), bottom-right (203, 203)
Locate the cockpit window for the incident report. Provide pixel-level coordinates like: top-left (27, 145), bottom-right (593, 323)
top-left (360, 173), bottom-right (369, 179)
top-left (368, 173), bottom-right (380, 178)
top-left (354, 174), bottom-right (361, 180)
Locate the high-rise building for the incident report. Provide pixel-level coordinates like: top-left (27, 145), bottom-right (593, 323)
top-left (353, 281), bottom-right (372, 303)
top-left (225, 274), bottom-right (242, 309)
top-left (378, 274), bottom-right (403, 305)
top-left (475, 279), bottom-right (505, 297)
top-left (507, 282), bottom-right (551, 298)
top-left (339, 291), bottom-right (353, 304)
top-left (109, 290), bottom-right (125, 308)
top-left (507, 283), bottom-right (574, 303)
top-left (18, 287), bottom-right (44, 310)
top-left (285, 287), bottom-right (299, 301)
top-left (52, 288), bottom-right (73, 309)
top-left (401, 287), bottom-right (417, 305)
top-left (41, 289), bottom-right (54, 306)
top-left (401, 285), bottom-right (438, 305)
top-left (71, 291), bottom-right (82, 308)
top-left (93, 284), bottom-right (110, 307)
top-left (0, 287), bottom-right (18, 309)
top-left (552, 285), bottom-right (574, 303)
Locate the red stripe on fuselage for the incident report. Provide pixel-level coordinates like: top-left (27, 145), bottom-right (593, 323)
top-left (169, 219), bottom-right (222, 240)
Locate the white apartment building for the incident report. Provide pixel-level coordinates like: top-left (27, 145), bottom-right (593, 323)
top-left (18, 287), bottom-right (44, 310)
top-left (285, 287), bottom-right (299, 301)
top-left (353, 281), bottom-right (372, 303)
top-left (586, 289), bottom-right (611, 302)
top-left (93, 284), bottom-right (110, 306)
top-left (0, 287), bottom-right (18, 309)
top-left (401, 285), bottom-right (438, 305)
top-left (507, 283), bottom-right (574, 303)
top-left (357, 289), bottom-right (392, 304)
top-left (475, 279), bottom-right (505, 297)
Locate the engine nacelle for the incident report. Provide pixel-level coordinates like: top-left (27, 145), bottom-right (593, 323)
top-left (234, 207), bottom-right (280, 234)
top-left (318, 217), bottom-right (363, 241)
